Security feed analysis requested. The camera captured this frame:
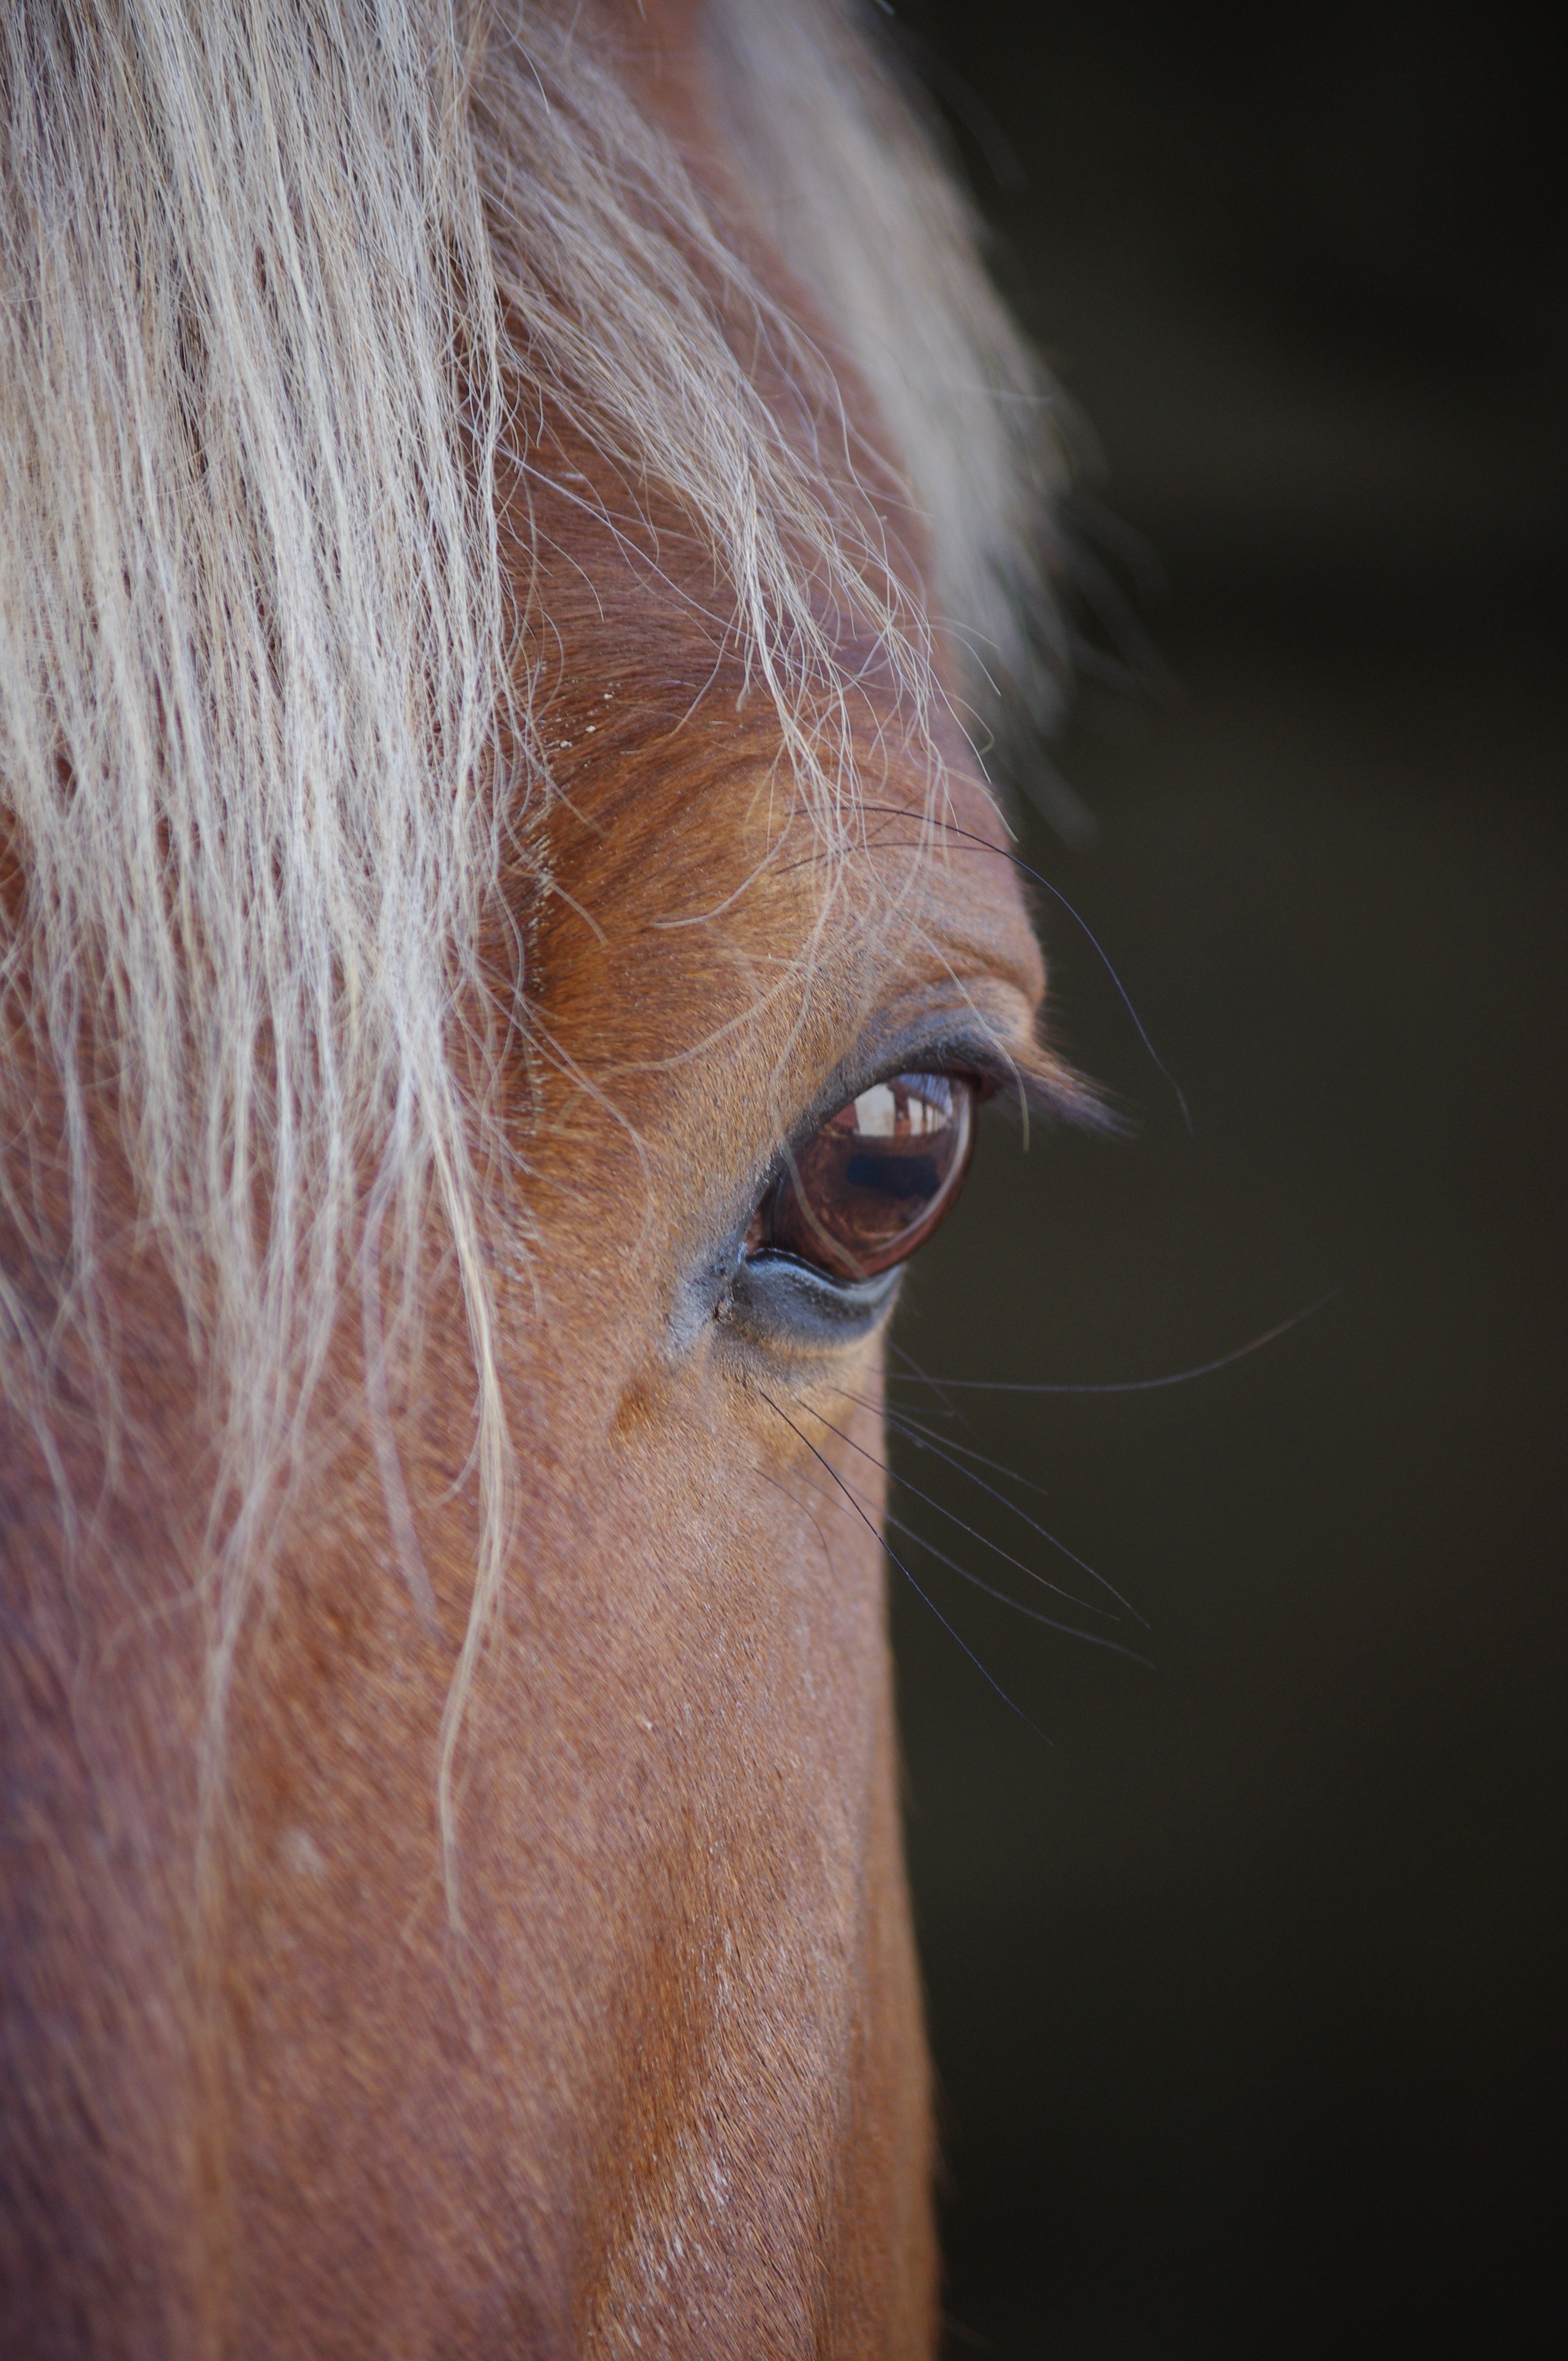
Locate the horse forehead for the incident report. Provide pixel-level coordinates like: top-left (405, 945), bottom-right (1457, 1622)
top-left (542, 713), bottom-right (1041, 992)
top-left (523, 597), bottom-right (1039, 1030)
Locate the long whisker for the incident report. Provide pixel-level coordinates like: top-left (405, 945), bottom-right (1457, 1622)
top-left (755, 1388), bottom-right (1049, 1740)
top-left (884, 1401), bottom-right (1094, 1520)
top-left (884, 1292), bottom-right (1341, 1394)
top-left (885, 1332), bottom-right (974, 1435)
top-left (828, 1382), bottom-right (1149, 1629)
top-left (758, 1409), bottom-right (1150, 1662)
top-left (880, 1506), bottom-right (1153, 1665)
top-left (791, 1391), bottom-right (1122, 1621)
top-left (748, 1458), bottom-right (839, 1570)
top-left (883, 1393), bottom-right (1057, 1488)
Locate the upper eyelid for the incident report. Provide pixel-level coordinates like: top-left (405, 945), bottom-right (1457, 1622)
top-left (761, 1031), bottom-right (1008, 1190)
top-left (840, 1019), bottom-right (1111, 1139)
top-left (797, 1028), bottom-right (1032, 1139)
top-left (747, 1009), bottom-right (1102, 1214)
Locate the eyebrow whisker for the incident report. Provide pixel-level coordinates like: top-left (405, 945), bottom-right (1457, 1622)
top-left (858, 801), bottom-right (1193, 1133)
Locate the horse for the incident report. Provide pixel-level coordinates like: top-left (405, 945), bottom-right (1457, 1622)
top-left (1, 4), bottom-right (1091, 2349)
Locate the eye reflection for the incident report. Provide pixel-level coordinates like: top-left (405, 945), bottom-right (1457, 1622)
top-left (746, 1072), bottom-right (976, 1283)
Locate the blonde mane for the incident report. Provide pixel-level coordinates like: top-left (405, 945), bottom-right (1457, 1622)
top-left (0, 1), bottom-right (1063, 1746)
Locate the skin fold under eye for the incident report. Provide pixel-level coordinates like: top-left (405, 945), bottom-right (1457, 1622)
top-left (745, 1072), bottom-right (977, 1285)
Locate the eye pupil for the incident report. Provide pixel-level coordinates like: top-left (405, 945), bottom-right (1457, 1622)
top-left (844, 1150), bottom-right (940, 1198)
top-left (750, 1071), bottom-right (976, 1282)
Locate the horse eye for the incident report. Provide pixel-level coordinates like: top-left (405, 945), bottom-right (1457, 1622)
top-left (746, 1073), bottom-right (977, 1283)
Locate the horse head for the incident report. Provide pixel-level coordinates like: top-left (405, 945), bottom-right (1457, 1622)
top-left (1, 5), bottom-right (1087, 2348)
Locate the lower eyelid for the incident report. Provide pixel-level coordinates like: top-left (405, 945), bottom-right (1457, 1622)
top-left (721, 1249), bottom-right (903, 1350)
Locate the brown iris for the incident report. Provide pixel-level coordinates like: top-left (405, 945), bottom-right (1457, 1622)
top-left (746, 1072), bottom-right (976, 1283)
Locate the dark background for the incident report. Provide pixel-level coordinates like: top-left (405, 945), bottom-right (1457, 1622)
top-left (881, 4), bottom-right (1566, 2352)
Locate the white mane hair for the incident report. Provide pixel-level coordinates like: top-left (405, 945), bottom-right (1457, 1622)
top-left (0, 1), bottom-right (1065, 1771)
top-left (707, 0), bottom-right (1071, 749)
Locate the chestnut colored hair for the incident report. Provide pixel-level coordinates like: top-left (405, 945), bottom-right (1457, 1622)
top-left (0, 0), bottom-right (1065, 1782)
